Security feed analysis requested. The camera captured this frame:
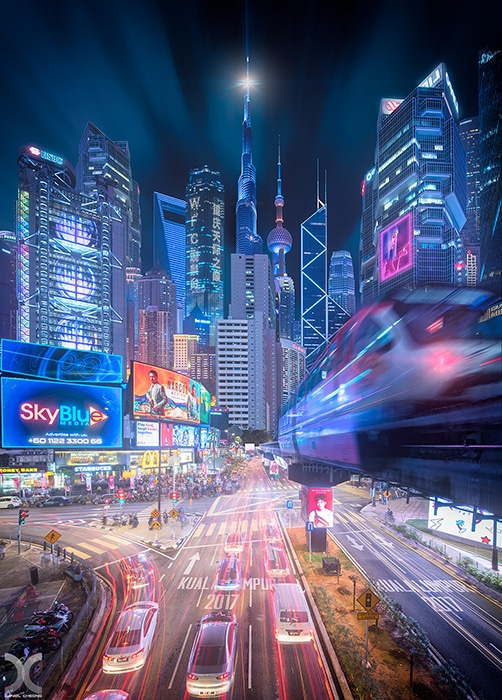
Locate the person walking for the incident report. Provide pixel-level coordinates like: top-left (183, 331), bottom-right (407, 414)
top-left (0, 541), bottom-right (7, 559)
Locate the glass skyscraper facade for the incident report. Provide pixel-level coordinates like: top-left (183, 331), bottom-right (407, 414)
top-left (361, 63), bottom-right (466, 303)
top-left (185, 166), bottom-right (224, 344)
top-left (153, 192), bottom-right (187, 317)
top-left (17, 145), bottom-right (127, 364)
top-left (459, 117), bottom-right (480, 286)
top-left (478, 49), bottom-right (502, 294)
top-left (328, 250), bottom-right (355, 333)
top-left (301, 202), bottom-right (329, 367)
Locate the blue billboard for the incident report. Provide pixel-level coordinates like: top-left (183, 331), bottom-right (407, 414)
top-left (1, 377), bottom-right (122, 449)
top-left (0, 339), bottom-right (123, 384)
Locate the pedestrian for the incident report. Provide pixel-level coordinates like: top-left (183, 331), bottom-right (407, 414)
top-left (0, 540), bottom-right (6, 559)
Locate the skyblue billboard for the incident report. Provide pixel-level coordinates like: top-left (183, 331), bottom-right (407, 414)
top-left (1, 377), bottom-right (122, 449)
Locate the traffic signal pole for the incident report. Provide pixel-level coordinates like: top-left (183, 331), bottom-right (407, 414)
top-left (17, 508), bottom-right (29, 554)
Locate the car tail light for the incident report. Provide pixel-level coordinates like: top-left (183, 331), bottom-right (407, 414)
top-left (130, 648), bottom-right (144, 659)
top-left (103, 654), bottom-right (113, 661)
top-left (187, 673), bottom-right (198, 681)
top-left (216, 672), bottom-right (230, 681)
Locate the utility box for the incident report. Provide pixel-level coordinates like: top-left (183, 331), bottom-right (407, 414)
top-left (30, 566), bottom-right (39, 585)
top-left (322, 557), bottom-right (341, 575)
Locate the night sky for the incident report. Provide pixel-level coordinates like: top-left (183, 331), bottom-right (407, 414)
top-left (0, 0), bottom-right (498, 301)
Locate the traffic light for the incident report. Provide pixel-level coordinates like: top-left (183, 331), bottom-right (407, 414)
top-left (117, 490), bottom-right (126, 504)
top-left (19, 509), bottom-right (29, 525)
top-left (170, 491), bottom-right (179, 504)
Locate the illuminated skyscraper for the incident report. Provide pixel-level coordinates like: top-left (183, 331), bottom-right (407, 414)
top-left (301, 189), bottom-right (329, 367)
top-left (186, 165), bottom-right (224, 343)
top-left (479, 49), bottom-right (502, 294)
top-left (459, 117), bottom-right (480, 286)
top-left (235, 58), bottom-right (263, 255)
top-left (76, 122), bottom-right (142, 269)
top-left (153, 192), bottom-right (187, 318)
top-left (360, 64), bottom-right (466, 303)
top-left (17, 145), bottom-right (127, 365)
top-left (0, 230), bottom-right (16, 341)
top-left (137, 265), bottom-right (177, 368)
top-left (328, 250), bottom-right (355, 332)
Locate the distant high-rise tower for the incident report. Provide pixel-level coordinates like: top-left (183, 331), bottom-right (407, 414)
top-left (328, 250), bottom-right (355, 333)
top-left (137, 265), bottom-right (177, 368)
top-left (301, 176), bottom-right (329, 367)
top-left (186, 166), bottom-right (225, 343)
top-left (236, 58), bottom-right (263, 255)
top-left (479, 49), bottom-right (502, 294)
top-left (459, 117), bottom-right (481, 286)
top-left (153, 192), bottom-right (187, 319)
top-left (267, 143), bottom-right (295, 340)
top-left (359, 167), bottom-right (378, 302)
top-left (17, 145), bottom-right (127, 365)
top-left (360, 64), bottom-right (466, 304)
top-left (76, 122), bottom-right (142, 269)
top-left (0, 230), bottom-right (17, 341)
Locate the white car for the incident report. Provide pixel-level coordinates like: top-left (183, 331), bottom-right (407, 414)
top-left (102, 601), bottom-right (159, 674)
top-left (223, 532), bottom-right (244, 554)
top-left (186, 611), bottom-right (238, 697)
top-left (214, 556), bottom-right (242, 592)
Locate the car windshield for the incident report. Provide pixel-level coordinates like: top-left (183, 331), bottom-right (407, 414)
top-left (396, 302), bottom-right (483, 343)
top-left (109, 628), bottom-right (141, 649)
top-left (280, 609), bottom-right (309, 623)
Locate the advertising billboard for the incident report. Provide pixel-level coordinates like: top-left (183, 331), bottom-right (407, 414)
top-left (132, 362), bottom-right (201, 424)
top-left (135, 421), bottom-right (160, 447)
top-left (379, 213), bottom-right (412, 281)
top-left (300, 486), bottom-right (334, 528)
top-left (199, 386), bottom-right (211, 424)
top-left (161, 423), bottom-right (197, 448)
top-left (1, 377), bottom-right (122, 449)
top-left (1, 339), bottom-right (123, 384)
top-left (427, 501), bottom-right (501, 545)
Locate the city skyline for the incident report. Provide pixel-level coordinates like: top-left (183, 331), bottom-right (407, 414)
top-left (0, 1), bottom-right (498, 298)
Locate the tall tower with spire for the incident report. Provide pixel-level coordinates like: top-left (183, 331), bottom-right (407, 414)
top-left (267, 141), bottom-right (295, 340)
top-left (236, 57), bottom-right (263, 255)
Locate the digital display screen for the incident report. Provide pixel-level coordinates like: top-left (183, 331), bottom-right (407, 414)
top-left (135, 421), bottom-right (160, 447)
top-left (1, 377), bottom-right (122, 449)
top-left (379, 213), bottom-right (412, 281)
top-left (161, 423), bottom-right (197, 448)
top-left (300, 486), bottom-right (334, 528)
top-left (132, 361), bottom-right (201, 424)
top-left (1, 339), bottom-right (123, 384)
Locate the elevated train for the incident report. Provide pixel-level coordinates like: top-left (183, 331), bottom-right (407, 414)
top-left (277, 287), bottom-right (502, 510)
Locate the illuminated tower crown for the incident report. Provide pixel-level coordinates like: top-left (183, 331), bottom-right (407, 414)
top-left (267, 140), bottom-right (292, 276)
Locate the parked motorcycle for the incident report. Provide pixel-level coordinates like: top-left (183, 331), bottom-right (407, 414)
top-left (131, 513), bottom-right (139, 528)
top-left (24, 612), bottom-right (72, 635)
top-left (10, 628), bottom-right (62, 656)
top-left (30, 601), bottom-right (73, 623)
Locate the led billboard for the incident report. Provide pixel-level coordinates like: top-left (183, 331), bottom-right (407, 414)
top-left (300, 486), bottom-right (334, 528)
top-left (135, 421), bottom-right (160, 448)
top-left (1, 339), bottom-right (123, 384)
top-left (1, 377), bottom-right (122, 449)
top-left (161, 423), bottom-right (197, 448)
top-left (132, 362), bottom-right (201, 424)
top-left (379, 213), bottom-right (412, 281)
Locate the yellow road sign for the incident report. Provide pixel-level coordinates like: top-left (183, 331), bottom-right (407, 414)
top-left (169, 509), bottom-right (178, 519)
top-left (357, 611), bottom-right (380, 621)
top-left (151, 509), bottom-right (160, 518)
top-left (357, 588), bottom-right (380, 610)
top-left (44, 529), bottom-right (62, 544)
top-left (150, 520), bottom-right (161, 530)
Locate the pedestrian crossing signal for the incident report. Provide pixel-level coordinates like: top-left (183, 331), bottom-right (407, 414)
top-left (19, 509), bottom-right (29, 525)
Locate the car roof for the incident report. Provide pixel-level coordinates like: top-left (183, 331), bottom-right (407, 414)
top-left (198, 622), bottom-right (229, 645)
top-left (117, 602), bottom-right (158, 629)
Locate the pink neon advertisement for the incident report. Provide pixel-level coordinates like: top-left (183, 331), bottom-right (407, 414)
top-left (380, 213), bottom-right (412, 281)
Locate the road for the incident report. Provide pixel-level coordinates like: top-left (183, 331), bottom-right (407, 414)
top-left (327, 488), bottom-right (502, 700)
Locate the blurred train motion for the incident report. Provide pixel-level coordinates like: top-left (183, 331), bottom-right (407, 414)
top-left (278, 287), bottom-right (502, 470)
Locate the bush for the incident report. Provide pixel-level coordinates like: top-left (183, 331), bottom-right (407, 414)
top-left (458, 557), bottom-right (502, 593)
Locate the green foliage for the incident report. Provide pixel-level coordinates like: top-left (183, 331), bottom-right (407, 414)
top-left (458, 557), bottom-right (502, 593)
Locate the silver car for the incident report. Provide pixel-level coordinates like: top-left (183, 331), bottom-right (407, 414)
top-left (186, 611), bottom-right (238, 696)
top-left (102, 601), bottom-right (159, 674)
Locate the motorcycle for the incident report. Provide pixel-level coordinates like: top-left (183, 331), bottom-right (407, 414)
top-left (131, 514), bottom-right (139, 528)
top-left (10, 628), bottom-right (62, 656)
top-left (24, 612), bottom-right (72, 635)
top-left (30, 601), bottom-right (73, 623)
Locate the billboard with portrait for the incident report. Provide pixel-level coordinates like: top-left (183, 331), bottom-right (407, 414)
top-left (300, 486), bottom-right (334, 528)
top-left (379, 213), bottom-right (412, 281)
top-left (132, 361), bottom-right (200, 424)
top-left (1, 377), bottom-right (122, 449)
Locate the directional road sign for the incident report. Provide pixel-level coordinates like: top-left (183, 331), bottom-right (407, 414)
top-left (150, 520), bottom-right (161, 530)
top-left (169, 508), bottom-right (178, 519)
